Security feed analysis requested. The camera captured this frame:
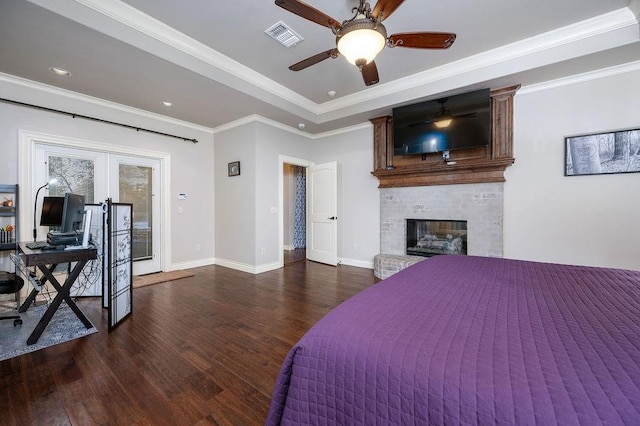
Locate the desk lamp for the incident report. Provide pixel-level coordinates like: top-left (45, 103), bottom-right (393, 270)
top-left (33, 178), bottom-right (57, 242)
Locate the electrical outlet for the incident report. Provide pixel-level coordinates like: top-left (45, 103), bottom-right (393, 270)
top-left (195, 244), bottom-right (201, 252)
top-left (261, 247), bottom-right (266, 254)
top-left (352, 243), bottom-right (358, 251)
top-left (178, 206), bottom-right (184, 214)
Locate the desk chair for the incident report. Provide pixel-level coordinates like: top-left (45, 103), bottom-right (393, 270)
top-left (0, 271), bottom-right (24, 327)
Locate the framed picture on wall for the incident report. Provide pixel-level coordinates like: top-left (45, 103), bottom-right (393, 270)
top-left (228, 161), bottom-right (241, 177)
top-left (565, 128), bottom-right (640, 176)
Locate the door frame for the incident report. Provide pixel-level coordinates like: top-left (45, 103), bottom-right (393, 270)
top-left (18, 130), bottom-right (172, 273)
top-left (278, 155), bottom-right (313, 268)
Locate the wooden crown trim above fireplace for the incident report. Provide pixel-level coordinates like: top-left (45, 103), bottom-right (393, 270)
top-left (371, 85), bottom-right (520, 188)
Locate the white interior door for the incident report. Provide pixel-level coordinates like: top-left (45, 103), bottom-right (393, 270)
top-left (307, 161), bottom-right (338, 266)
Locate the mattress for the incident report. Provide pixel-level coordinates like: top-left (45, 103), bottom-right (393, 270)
top-left (266, 255), bottom-right (640, 425)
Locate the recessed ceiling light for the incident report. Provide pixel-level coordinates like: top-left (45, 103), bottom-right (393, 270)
top-left (49, 67), bottom-right (71, 76)
top-left (162, 101), bottom-right (173, 107)
top-left (298, 123), bottom-right (306, 130)
top-left (327, 90), bottom-right (337, 98)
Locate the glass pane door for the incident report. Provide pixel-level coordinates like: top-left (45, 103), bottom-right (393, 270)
top-left (48, 156), bottom-right (96, 202)
top-left (112, 156), bottom-right (161, 276)
top-left (35, 143), bottom-right (162, 277)
top-left (118, 164), bottom-right (153, 261)
top-left (34, 146), bottom-right (106, 297)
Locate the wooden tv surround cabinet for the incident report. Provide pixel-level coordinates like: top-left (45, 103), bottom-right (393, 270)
top-left (371, 85), bottom-right (520, 188)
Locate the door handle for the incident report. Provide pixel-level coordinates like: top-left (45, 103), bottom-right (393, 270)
top-left (328, 216), bottom-right (337, 220)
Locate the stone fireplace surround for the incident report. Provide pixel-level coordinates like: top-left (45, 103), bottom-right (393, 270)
top-left (375, 182), bottom-right (504, 278)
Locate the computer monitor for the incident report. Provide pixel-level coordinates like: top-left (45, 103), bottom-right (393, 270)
top-left (40, 196), bottom-right (64, 227)
top-left (60, 193), bottom-right (86, 233)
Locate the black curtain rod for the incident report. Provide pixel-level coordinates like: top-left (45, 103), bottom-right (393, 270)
top-left (0, 97), bottom-right (198, 143)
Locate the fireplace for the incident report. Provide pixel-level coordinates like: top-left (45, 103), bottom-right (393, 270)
top-left (406, 219), bottom-right (467, 257)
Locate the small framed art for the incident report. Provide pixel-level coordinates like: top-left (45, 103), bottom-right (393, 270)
top-left (565, 128), bottom-right (640, 176)
top-left (228, 161), bottom-right (241, 177)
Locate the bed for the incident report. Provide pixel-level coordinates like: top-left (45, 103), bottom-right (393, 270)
top-left (266, 255), bottom-right (640, 425)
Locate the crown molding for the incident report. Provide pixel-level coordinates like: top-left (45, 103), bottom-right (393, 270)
top-left (212, 114), bottom-right (372, 139)
top-left (27, 1), bottom-right (638, 124)
top-left (0, 72), bottom-right (214, 134)
top-left (27, 0), bottom-right (318, 116)
top-left (314, 8), bottom-right (638, 120)
top-left (519, 59), bottom-right (640, 95)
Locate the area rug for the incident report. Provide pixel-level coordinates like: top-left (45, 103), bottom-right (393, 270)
top-left (132, 270), bottom-right (194, 289)
top-left (0, 302), bottom-right (97, 362)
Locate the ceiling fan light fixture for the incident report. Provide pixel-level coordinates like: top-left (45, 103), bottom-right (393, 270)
top-left (434, 117), bottom-right (452, 128)
top-left (337, 20), bottom-right (386, 67)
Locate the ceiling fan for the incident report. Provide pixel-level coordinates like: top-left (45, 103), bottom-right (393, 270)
top-left (275, 0), bottom-right (456, 86)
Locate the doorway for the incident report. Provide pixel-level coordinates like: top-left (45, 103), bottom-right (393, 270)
top-left (278, 155), bottom-right (338, 268)
top-left (283, 163), bottom-right (306, 266)
top-left (278, 155), bottom-right (313, 268)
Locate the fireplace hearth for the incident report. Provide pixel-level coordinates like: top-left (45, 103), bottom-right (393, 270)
top-left (406, 219), bottom-right (467, 257)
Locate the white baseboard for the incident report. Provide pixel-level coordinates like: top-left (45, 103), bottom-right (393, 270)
top-left (214, 258), bottom-right (282, 274)
top-left (254, 261), bottom-right (282, 274)
top-left (171, 257), bottom-right (215, 270)
top-left (176, 256), bottom-right (372, 273)
top-left (338, 257), bottom-right (374, 269)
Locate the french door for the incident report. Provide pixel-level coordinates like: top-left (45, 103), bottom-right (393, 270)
top-left (110, 155), bottom-right (160, 275)
top-left (34, 144), bottom-right (162, 275)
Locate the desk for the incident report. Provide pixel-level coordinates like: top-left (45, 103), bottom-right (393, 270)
top-left (18, 243), bottom-right (97, 345)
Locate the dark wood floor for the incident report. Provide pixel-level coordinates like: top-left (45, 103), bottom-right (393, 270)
top-left (0, 261), bottom-right (376, 425)
top-left (283, 248), bottom-right (306, 265)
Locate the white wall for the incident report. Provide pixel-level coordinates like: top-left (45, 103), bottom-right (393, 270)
top-left (0, 76), bottom-right (215, 271)
top-left (213, 123), bottom-right (257, 268)
top-left (213, 121), bottom-right (312, 272)
top-left (255, 123), bottom-right (312, 269)
top-left (505, 66), bottom-right (640, 271)
top-left (213, 121), bottom-right (380, 272)
top-left (7, 63), bottom-right (637, 276)
top-left (311, 125), bottom-right (380, 268)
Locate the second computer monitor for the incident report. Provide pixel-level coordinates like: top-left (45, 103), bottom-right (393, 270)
top-left (60, 193), bottom-right (86, 233)
top-left (40, 196), bottom-right (65, 227)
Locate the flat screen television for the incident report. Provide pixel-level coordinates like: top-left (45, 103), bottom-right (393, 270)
top-left (40, 196), bottom-right (64, 227)
top-left (60, 193), bottom-right (86, 233)
top-left (393, 88), bottom-right (491, 156)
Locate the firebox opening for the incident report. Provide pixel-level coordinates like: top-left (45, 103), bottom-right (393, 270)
top-left (406, 219), bottom-right (467, 257)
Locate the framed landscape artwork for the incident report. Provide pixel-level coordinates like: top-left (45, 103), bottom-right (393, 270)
top-left (565, 128), bottom-right (640, 176)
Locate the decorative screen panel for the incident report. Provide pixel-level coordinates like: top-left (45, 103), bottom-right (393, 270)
top-left (107, 201), bottom-right (132, 330)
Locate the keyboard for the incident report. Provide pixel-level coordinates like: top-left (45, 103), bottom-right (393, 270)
top-left (26, 241), bottom-right (48, 249)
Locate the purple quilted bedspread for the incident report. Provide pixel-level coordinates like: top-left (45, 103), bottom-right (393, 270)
top-left (266, 255), bottom-right (640, 425)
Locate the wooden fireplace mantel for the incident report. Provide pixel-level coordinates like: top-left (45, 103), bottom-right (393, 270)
top-left (371, 85), bottom-right (520, 188)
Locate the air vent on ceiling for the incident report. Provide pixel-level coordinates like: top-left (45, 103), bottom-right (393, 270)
top-left (265, 21), bottom-right (303, 48)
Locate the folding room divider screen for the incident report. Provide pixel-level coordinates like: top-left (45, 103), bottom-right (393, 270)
top-left (105, 200), bottom-right (132, 331)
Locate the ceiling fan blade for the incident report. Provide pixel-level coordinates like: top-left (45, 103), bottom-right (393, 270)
top-left (361, 61), bottom-right (380, 86)
top-left (289, 48), bottom-right (339, 71)
top-left (371, 0), bottom-right (406, 22)
top-left (275, 0), bottom-right (342, 29)
top-left (388, 32), bottom-right (456, 49)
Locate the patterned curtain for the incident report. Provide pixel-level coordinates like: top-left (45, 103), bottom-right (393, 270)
top-left (293, 166), bottom-right (306, 248)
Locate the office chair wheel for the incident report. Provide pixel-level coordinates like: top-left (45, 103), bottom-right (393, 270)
top-left (14, 318), bottom-right (22, 326)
